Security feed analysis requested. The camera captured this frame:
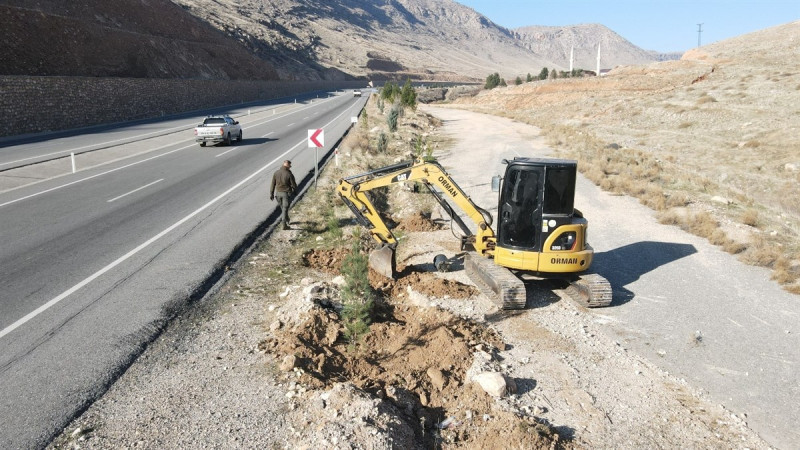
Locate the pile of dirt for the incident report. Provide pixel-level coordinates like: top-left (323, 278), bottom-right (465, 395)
top-left (261, 294), bottom-right (563, 449)
top-left (303, 247), bottom-right (478, 300)
top-left (395, 212), bottom-right (445, 232)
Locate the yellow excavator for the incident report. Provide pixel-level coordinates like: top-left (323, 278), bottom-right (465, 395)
top-left (336, 157), bottom-right (612, 309)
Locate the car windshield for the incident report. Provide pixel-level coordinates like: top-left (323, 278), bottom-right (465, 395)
top-left (203, 118), bottom-right (226, 125)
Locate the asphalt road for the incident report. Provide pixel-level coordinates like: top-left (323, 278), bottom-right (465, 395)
top-left (424, 105), bottom-right (799, 449)
top-left (0, 91), bottom-right (367, 448)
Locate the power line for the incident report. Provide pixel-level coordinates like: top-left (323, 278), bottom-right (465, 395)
top-left (697, 23), bottom-right (704, 48)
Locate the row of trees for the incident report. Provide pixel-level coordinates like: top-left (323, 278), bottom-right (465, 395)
top-left (485, 68), bottom-right (588, 90)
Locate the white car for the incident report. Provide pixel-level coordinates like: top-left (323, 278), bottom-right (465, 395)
top-left (353, 89), bottom-right (362, 97)
top-left (194, 116), bottom-right (242, 146)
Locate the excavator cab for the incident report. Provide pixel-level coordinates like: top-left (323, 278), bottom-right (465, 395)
top-left (493, 158), bottom-right (592, 274)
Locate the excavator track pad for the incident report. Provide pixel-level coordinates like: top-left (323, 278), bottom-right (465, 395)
top-left (464, 253), bottom-right (527, 309)
top-left (564, 273), bottom-right (613, 308)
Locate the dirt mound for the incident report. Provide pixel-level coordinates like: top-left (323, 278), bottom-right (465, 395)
top-left (262, 301), bottom-right (563, 448)
top-left (303, 247), bottom-right (478, 299)
top-left (301, 247), bottom-right (351, 275)
top-left (395, 212), bottom-right (445, 232)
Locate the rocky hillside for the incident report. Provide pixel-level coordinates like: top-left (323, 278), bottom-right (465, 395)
top-left (514, 24), bottom-right (678, 71)
top-left (0, 0), bottom-right (279, 80)
top-left (171, 0), bottom-right (552, 81)
top-left (1, 0), bottom-right (666, 82)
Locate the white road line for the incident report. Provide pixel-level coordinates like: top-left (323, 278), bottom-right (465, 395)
top-left (287, 123), bottom-right (295, 127)
top-left (0, 143), bottom-right (193, 209)
top-left (107, 179), bottom-right (164, 203)
top-left (261, 132), bottom-right (275, 138)
top-left (0, 123), bottom-right (193, 168)
top-left (0, 102), bottom-right (355, 340)
top-left (215, 147), bottom-right (239, 158)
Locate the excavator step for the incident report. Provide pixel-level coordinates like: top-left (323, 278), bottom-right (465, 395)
top-left (564, 273), bottom-right (613, 308)
top-left (464, 252), bottom-right (527, 310)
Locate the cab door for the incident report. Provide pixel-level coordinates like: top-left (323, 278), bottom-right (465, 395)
top-left (497, 165), bottom-right (544, 265)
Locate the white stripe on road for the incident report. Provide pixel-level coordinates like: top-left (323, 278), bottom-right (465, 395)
top-left (0, 101), bottom-right (356, 340)
top-left (0, 143), bottom-right (194, 209)
top-left (107, 179), bottom-right (164, 203)
top-left (215, 147), bottom-right (239, 158)
top-left (261, 132), bottom-right (275, 138)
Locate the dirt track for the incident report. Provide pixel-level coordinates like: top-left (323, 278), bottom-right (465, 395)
top-left (49, 100), bottom-right (776, 449)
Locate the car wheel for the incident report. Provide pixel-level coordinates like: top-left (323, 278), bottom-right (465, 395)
top-left (224, 133), bottom-right (231, 146)
top-left (237, 130), bottom-right (243, 142)
top-left (200, 142), bottom-right (206, 147)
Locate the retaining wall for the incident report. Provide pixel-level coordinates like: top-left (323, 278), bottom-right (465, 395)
top-left (0, 76), bottom-right (365, 137)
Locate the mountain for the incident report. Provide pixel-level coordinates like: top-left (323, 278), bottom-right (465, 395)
top-left (0, 0), bottom-right (279, 80)
top-left (1, 0), bottom-right (667, 82)
top-left (171, 0), bottom-right (559, 81)
top-left (513, 24), bottom-right (676, 71)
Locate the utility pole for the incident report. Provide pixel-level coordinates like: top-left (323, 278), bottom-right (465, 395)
top-left (697, 23), bottom-right (704, 48)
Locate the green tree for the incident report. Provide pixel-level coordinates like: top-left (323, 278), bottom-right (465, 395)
top-left (484, 72), bottom-right (501, 89)
top-left (549, 68), bottom-right (558, 79)
top-left (387, 104), bottom-right (400, 132)
top-left (538, 67), bottom-right (549, 80)
top-left (400, 79), bottom-right (417, 110)
top-left (526, 73), bottom-right (533, 82)
top-left (499, 78), bottom-right (507, 87)
top-left (515, 76), bottom-right (523, 85)
top-left (340, 239), bottom-right (375, 345)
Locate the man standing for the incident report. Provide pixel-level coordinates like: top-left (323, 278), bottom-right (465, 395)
top-left (270, 160), bottom-right (297, 230)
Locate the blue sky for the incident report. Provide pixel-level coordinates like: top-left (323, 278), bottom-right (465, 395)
top-left (457, 0), bottom-right (799, 52)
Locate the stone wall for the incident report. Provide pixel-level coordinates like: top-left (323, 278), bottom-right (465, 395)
top-left (0, 76), bottom-right (365, 137)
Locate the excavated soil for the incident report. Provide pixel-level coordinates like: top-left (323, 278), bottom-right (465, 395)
top-left (261, 294), bottom-right (562, 449)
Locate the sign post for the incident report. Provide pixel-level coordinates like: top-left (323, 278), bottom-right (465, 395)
top-left (308, 129), bottom-right (324, 188)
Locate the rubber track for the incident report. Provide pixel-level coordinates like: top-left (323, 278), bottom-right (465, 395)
top-left (564, 273), bottom-right (613, 307)
top-left (464, 253), bottom-right (527, 309)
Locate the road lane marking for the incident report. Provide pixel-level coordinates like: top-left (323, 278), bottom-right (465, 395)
top-left (215, 147), bottom-right (239, 158)
top-left (0, 102), bottom-right (355, 340)
top-left (107, 179), bottom-right (164, 203)
top-left (287, 123), bottom-right (295, 127)
top-left (0, 143), bottom-right (194, 209)
top-left (261, 132), bottom-right (275, 138)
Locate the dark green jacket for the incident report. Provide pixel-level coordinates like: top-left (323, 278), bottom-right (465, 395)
top-left (270, 167), bottom-right (297, 196)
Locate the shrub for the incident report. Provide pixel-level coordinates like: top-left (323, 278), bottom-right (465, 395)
top-left (387, 105), bottom-right (400, 132)
top-left (515, 76), bottom-right (523, 85)
top-left (377, 132), bottom-right (388, 153)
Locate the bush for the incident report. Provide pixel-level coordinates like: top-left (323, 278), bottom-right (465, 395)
top-left (387, 105), bottom-right (400, 132)
top-left (515, 76), bottom-right (523, 85)
top-left (377, 132), bottom-right (388, 153)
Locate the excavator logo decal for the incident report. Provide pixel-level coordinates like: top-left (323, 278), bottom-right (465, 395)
top-left (392, 171), bottom-right (411, 182)
top-left (551, 257), bottom-right (578, 265)
top-left (437, 176), bottom-right (459, 198)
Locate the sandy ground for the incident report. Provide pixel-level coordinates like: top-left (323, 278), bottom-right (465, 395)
top-left (49, 104), bottom-right (771, 449)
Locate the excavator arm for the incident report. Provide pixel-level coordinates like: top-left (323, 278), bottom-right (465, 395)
top-left (337, 158), bottom-right (496, 261)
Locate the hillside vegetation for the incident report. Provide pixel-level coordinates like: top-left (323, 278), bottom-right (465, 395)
top-left (453, 21), bottom-right (800, 292)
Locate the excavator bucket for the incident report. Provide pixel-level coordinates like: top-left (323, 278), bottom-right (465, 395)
top-left (369, 244), bottom-right (397, 279)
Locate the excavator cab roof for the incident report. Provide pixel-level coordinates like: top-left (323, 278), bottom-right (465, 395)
top-left (503, 157), bottom-right (577, 168)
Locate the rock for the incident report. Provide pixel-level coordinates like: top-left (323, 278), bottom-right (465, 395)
top-left (711, 195), bottom-right (731, 205)
top-left (301, 277), bottom-right (314, 286)
top-left (419, 391), bottom-right (429, 406)
top-left (269, 320), bottom-right (283, 332)
top-left (473, 372), bottom-right (508, 398)
top-left (280, 355), bottom-right (297, 372)
top-left (426, 367), bottom-right (446, 391)
top-left (784, 163), bottom-right (798, 172)
top-left (279, 287), bottom-right (291, 298)
top-left (331, 275), bottom-right (346, 286)
top-left (316, 236), bottom-right (324, 242)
